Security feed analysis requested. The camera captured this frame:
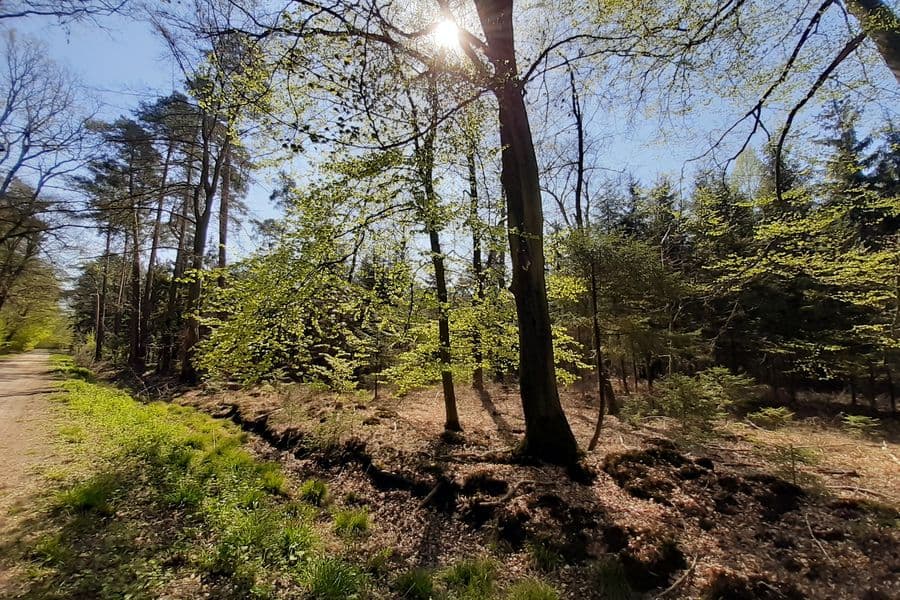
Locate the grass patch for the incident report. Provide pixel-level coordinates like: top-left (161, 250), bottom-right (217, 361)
top-left (8, 378), bottom-right (347, 599)
top-left (394, 567), bottom-right (434, 599)
top-left (747, 406), bottom-right (794, 429)
top-left (442, 556), bottom-right (497, 599)
top-left (300, 478), bottom-right (329, 505)
top-left (527, 538), bottom-right (563, 572)
top-left (333, 507), bottom-right (370, 538)
top-left (302, 556), bottom-right (367, 599)
top-left (506, 579), bottom-right (560, 600)
top-left (590, 555), bottom-right (631, 600)
top-left (55, 473), bottom-right (118, 515)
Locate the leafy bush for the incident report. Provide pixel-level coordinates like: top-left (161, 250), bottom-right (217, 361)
top-left (748, 406), bottom-right (795, 429)
top-left (333, 507), bottom-right (370, 537)
top-left (506, 579), bottom-right (560, 600)
top-left (841, 414), bottom-right (881, 437)
top-left (393, 568), bottom-right (434, 599)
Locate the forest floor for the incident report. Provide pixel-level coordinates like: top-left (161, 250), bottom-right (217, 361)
top-left (1, 356), bottom-right (897, 599)
top-left (178, 380), bottom-right (900, 599)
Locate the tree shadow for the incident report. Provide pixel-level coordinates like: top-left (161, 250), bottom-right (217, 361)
top-left (476, 387), bottom-right (518, 447)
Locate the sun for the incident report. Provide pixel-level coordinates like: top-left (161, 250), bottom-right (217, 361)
top-left (433, 19), bottom-right (459, 49)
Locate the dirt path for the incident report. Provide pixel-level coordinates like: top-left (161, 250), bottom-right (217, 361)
top-left (0, 351), bottom-right (57, 536)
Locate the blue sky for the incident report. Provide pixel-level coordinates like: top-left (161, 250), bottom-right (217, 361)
top-left (7, 7), bottom-right (898, 271)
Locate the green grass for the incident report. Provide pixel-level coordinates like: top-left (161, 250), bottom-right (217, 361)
top-left (527, 539), bottom-right (563, 572)
top-left (442, 557), bottom-right (497, 599)
top-left (10, 378), bottom-right (333, 599)
top-left (55, 473), bottom-right (118, 515)
top-left (332, 507), bottom-right (370, 537)
top-left (302, 556), bottom-right (367, 599)
top-left (300, 478), bottom-right (329, 505)
top-left (506, 580), bottom-right (560, 600)
top-left (393, 568), bottom-right (434, 599)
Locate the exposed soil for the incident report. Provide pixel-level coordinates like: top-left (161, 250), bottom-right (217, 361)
top-left (0, 352), bottom-right (61, 593)
top-left (178, 381), bottom-right (900, 599)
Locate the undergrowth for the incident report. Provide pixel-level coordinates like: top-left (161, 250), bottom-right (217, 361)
top-left (17, 378), bottom-right (337, 599)
top-left (9, 372), bottom-right (563, 600)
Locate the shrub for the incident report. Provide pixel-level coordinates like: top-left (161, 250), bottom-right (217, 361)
top-left (393, 568), bottom-right (434, 599)
top-left (442, 557), bottom-right (496, 598)
top-left (506, 579), bottom-right (560, 600)
top-left (748, 407), bottom-right (795, 429)
top-left (303, 557), bottom-right (366, 600)
top-left (654, 368), bottom-right (755, 433)
top-left (333, 507), bottom-right (370, 537)
top-left (842, 414), bottom-right (880, 437)
top-left (300, 479), bottom-right (329, 506)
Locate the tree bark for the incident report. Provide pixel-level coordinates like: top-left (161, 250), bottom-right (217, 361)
top-left (468, 145), bottom-right (485, 390)
top-left (180, 114), bottom-right (229, 383)
top-left (95, 226), bottom-right (112, 362)
top-left (476, 0), bottom-right (578, 464)
top-left (140, 143), bottom-right (173, 366)
top-left (846, 0), bottom-right (900, 83)
top-left (217, 146), bottom-right (231, 288)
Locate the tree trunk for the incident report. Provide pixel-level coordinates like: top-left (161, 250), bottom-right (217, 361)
top-left (128, 206), bottom-right (143, 372)
top-left (114, 235), bottom-right (128, 338)
top-left (429, 226), bottom-right (461, 431)
top-left (846, 0), bottom-right (900, 83)
top-left (181, 117), bottom-right (230, 383)
top-left (217, 146), bottom-right (231, 288)
top-left (476, 0), bottom-right (578, 464)
top-left (886, 365), bottom-right (896, 415)
top-left (468, 145), bottom-right (485, 390)
top-left (140, 144), bottom-right (173, 367)
top-left (619, 354), bottom-right (629, 394)
top-left (159, 159), bottom-right (193, 374)
top-left (95, 227), bottom-right (112, 361)
top-left (868, 362), bottom-right (878, 413)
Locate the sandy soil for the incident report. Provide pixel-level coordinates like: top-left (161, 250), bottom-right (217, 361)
top-left (0, 351), bottom-right (57, 591)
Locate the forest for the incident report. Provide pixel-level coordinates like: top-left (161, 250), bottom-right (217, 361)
top-left (0, 1), bottom-right (898, 599)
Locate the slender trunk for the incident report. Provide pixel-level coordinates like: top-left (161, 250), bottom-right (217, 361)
top-left (128, 205), bottom-right (143, 372)
top-left (632, 351), bottom-right (639, 391)
top-left (95, 227), bottom-right (112, 361)
top-left (868, 362), bottom-right (878, 413)
top-left (850, 375), bottom-right (858, 406)
top-left (181, 117), bottom-right (230, 383)
top-left (140, 144), bottom-right (173, 366)
top-left (429, 226), bottom-right (460, 431)
top-left (477, 0), bottom-right (578, 464)
top-left (886, 365), bottom-right (896, 415)
top-left (468, 146), bottom-right (485, 390)
top-left (619, 354), bottom-right (629, 394)
top-left (159, 161), bottom-right (193, 375)
top-left (846, 0), bottom-right (900, 83)
top-left (114, 235), bottom-right (128, 338)
top-left (217, 147), bottom-right (231, 288)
